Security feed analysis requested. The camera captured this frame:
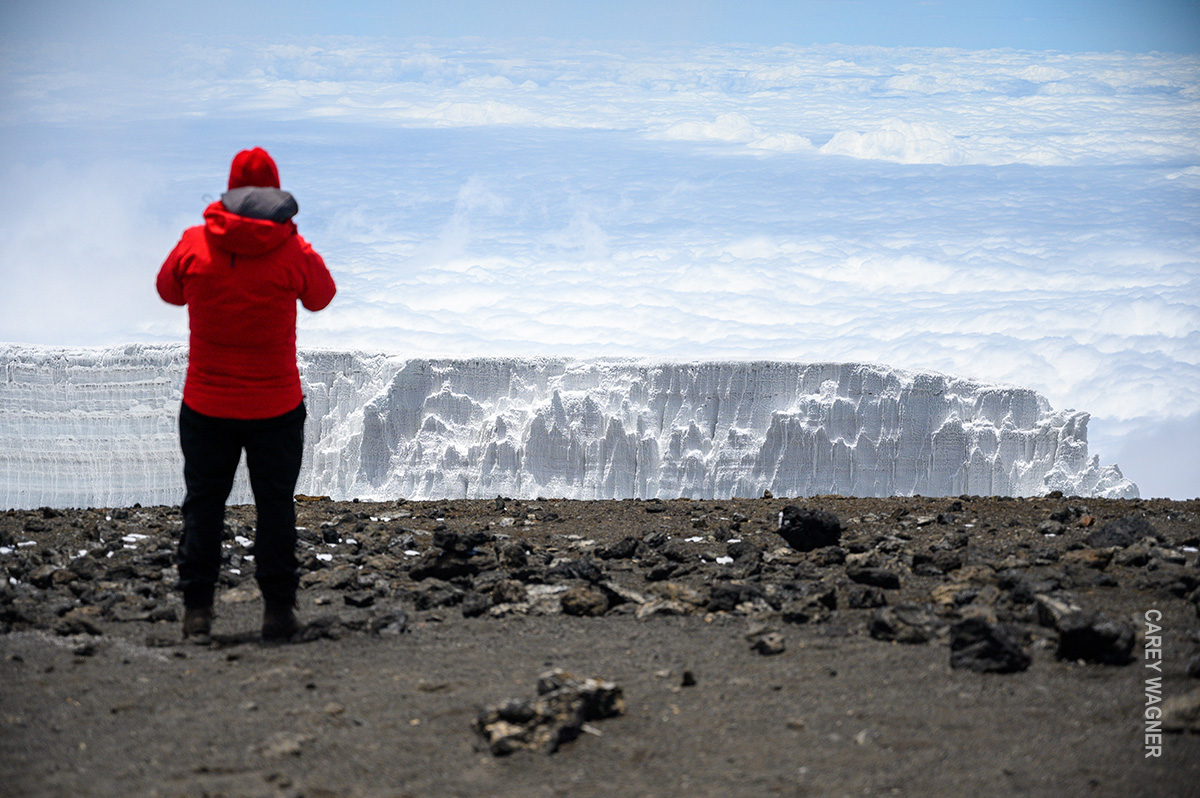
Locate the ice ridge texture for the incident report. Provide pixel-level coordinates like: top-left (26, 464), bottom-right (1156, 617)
top-left (0, 344), bottom-right (1137, 509)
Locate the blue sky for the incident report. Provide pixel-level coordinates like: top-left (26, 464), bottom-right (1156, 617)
top-left (3, 0), bottom-right (1199, 52)
top-left (1, 2), bottom-right (1198, 498)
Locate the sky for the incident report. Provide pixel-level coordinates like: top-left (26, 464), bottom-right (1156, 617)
top-left (0, 1), bottom-right (1198, 498)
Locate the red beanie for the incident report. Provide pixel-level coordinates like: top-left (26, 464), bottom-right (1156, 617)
top-left (228, 147), bottom-right (281, 189)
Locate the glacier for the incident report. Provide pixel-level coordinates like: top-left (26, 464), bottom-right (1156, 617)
top-left (0, 343), bottom-right (1137, 510)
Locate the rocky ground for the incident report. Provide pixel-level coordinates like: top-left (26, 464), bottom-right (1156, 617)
top-left (2, 493), bottom-right (1199, 798)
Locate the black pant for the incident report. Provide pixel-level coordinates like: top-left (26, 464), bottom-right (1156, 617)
top-left (177, 401), bottom-right (306, 609)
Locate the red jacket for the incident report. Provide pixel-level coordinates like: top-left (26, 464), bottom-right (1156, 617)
top-left (156, 148), bottom-right (336, 419)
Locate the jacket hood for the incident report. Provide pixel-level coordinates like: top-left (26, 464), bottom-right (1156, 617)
top-left (203, 201), bottom-right (294, 256)
top-left (228, 147), bottom-right (280, 190)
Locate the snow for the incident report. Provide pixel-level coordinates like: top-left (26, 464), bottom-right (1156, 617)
top-left (0, 343), bottom-right (1136, 509)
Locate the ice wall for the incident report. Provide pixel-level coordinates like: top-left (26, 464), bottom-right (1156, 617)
top-left (0, 344), bottom-right (1138, 509)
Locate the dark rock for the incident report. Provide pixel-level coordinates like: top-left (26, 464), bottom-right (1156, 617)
top-left (560, 586), bottom-right (609, 617)
top-left (777, 506), bottom-right (842, 552)
top-left (815, 546), bottom-right (846, 567)
top-left (949, 617), bottom-right (1031, 673)
top-left (780, 595), bottom-right (833, 625)
top-left (369, 609), bottom-right (409, 636)
top-left (54, 609), bottom-right (102, 637)
top-left (1049, 506), bottom-right (1085, 524)
top-left (596, 537), bottom-right (638, 560)
top-left (67, 555), bottom-right (100, 581)
top-left (868, 605), bottom-right (939, 644)
top-left (411, 581), bottom-right (465, 610)
top-left (1055, 610), bottom-right (1135, 665)
top-left (432, 528), bottom-right (495, 555)
top-left (844, 583), bottom-right (887, 609)
top-left (491, 579), bottom-right (528, 605)
top-left (642, 531), bottom-right (669, 548)
top-left (1034, 593), bottom-right (1082, 628)
top-left (1185, 653), bottom-right (1200, 680)
top-left (846, 565), bottom-right (901, 590)
top-left (29, 564), bottom-right (60, 589)
top-left (1037, 520), bottom-right (1066, 536)
top-left (343, 590), bottom-right (376, 608)
top-left (644, 561), bottom-right (677, 582)
top-left (1002, 572), bottom-right (1062, 604)
top-left (295, 615), bottom-right (353, 642)
top-left (661, 539), bottom-right (694, 563)
top-left (726, 541), bottom-right (762, 561)
top-left (1086, 515), bottom-right (1155, 549)
top-left (547, 556), bottom-right (603, 584)
top-left (707, 582), bottom-right (767, 613)
top-left (497, 541), bottom-right (527, 569)
top-left (460, 591), bottom-right (491, 618)
top-left (147, 606), bottom-right (178, 623)
top-left (409, 548), bottom-right (488, 581)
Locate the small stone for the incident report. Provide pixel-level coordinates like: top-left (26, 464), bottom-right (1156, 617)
top-left (596, 537), bottom-right (639, 560)
top-left (369, 610), bottom-right (408, 636)
top-left (343, 590), bottom-right (376, 608)
top-left (1037, 520), bottom-right (1066, 536)
top-left (1184, 653), bottom-right (1200, 680)
top-left (1062, 548), bottom-right (1113, 570)
top-left (681, 670), bottom-right (697, 687)
top-left (257, 732), bottom-right (312, 758)
top-left (846, 565), bottom-right (901, 590)
top-left (475, 670), bottom-right (625, 755)
top-left (749, 631), bottom-right (786, 656)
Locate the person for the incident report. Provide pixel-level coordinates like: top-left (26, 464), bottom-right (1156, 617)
top-left (156, 147), bottom-right (336, 642)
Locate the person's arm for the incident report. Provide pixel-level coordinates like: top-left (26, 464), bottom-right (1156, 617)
top-left (295, 235), bottom-right (336, 311)
top-left (156, 238), bottom-right (188, 306)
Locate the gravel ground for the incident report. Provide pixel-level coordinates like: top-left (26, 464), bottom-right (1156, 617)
top-left (2, 494), bottom-right (1199, 797)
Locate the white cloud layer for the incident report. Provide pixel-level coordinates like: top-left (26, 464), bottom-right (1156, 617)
top-left (1, 37), bottom-right (1197, 496)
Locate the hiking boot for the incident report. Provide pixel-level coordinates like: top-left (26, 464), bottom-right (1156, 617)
top-left (182, 606), bottom-right (213, 640)
top-left (262, 601), bottom-right (300, 642)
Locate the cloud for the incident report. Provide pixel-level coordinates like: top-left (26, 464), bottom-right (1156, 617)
top-left (2, 37), bottom-right (1198, 496)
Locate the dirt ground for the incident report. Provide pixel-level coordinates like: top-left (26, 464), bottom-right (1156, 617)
top-left (2, 494), bottom-right (1199, 797)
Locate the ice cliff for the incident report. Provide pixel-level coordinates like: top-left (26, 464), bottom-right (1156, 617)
top-left (0, 344), bottom-right (1138, 509)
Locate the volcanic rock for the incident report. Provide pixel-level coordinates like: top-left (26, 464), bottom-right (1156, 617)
top-left (846, 565), bottom-right (902, 590)
top-left (560, 586), bottom-right (610, 617)
top-left (949, 617), bottom-right (1031, 673)
top-left (474, 670), bottom-right (625, 755)
top-left (777, 506), bottom-right (842, 552)
top-left (1054, 610), bottom-right (1135, 665)
top-left (1086, 515), bottom-right (1155, 549)
top-left (868, 605), bottom-right (939, 644)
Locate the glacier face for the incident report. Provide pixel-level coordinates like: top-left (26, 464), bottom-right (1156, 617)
top-left (0, 344), bottom-right (1138, 509)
